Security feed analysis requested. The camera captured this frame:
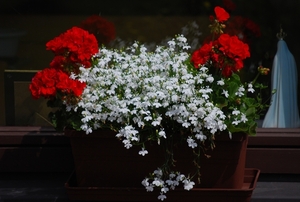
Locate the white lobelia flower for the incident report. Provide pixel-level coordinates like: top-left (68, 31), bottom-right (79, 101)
top-left (217, 79), bottom-right (225, 86)
top-left (183, 179), bottom-right (195, 190)
top-left (232, 109), bottom-right (241, 115)
top-left (152, 178), bottom-right (164, 187)
top-left (138, 148), bottom-right (149, 156)
top-left (187, 137), bottom-right (197, 148)
top-left (141, 178), bottom-right (154, 192)
top-left (161, 186), bottom-right (169, 194)
top-left (195, 132), bottom-right (207, 141)
top-left (154, 169), bottom-right (163, 177)
top-left (158, 193), bottom-right (167, 201)
top-left (206, 76), bottom-right (214, 83)
top-left (222, 89), bottom-right (229, 98)
top-left (158, 130), bottom-right (166, 138)
top-left (235, 86), bottom-right (245, 97)
top-left (248, 83), bottom-right (255, 93)
top-left (240, 113), bottom-right (248, 123)
top-left (232, 118), bottom-right (240, 125)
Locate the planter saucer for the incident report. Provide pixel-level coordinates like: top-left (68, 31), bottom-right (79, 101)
top-left (65, 168), bottom-right (260, 202)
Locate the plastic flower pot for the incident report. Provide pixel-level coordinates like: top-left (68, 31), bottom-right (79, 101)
top-left (65, 129), bottom-right (248, 189)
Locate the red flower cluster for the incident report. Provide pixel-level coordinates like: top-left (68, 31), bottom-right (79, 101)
top-left (46, 27), bottom-right (99, 71)
top-left (29, 68), bottom-right (86, 101)
top-left (191, 7), bottom-right (250, 77)
top-left (218, 34), bottom-right (250, 61)
top-left (79, 15), bottom-right (116, 46)
top-left (30, 27), bottom-right (98, 103)
top-left (191, 33), bottom-right (249, 77)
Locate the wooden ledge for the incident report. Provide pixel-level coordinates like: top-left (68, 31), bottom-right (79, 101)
top-left (1, 126), bottom-right (299, 146)
top-left (0, 126), bottom-right (67, 146)
top-left (0, 126), bottom-right (73, 172)
top-left (249, 128), bottom-right (300, 146)
top-left (247, 128), bottom-right (300, 174)
top-left (0, 126), bottom-right (299, 173)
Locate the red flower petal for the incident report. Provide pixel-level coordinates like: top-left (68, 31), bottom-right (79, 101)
top-left (214, 6), bottom-right (230, 22)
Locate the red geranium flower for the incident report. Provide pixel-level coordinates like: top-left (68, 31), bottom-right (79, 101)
top-left (191, 32), bottom-right (250, 77)
top-left (46, 27), bottom-right (99, 69)
top-left (191, 42), bottom-right (212, 68)
top-left (56, 70), bottom-right (86, 97)
top-left (29, 67), bottom-right (86, 100)
top-left (79, 15), bottom-right (116, 46)
top-left (214, 6), bottom-right (229, 22)
top-left (221, 65), bottom-right (232, 77)
top-left (217, 34), bottom-right (250, 60)
top-left (29, 68), bottom-right (59, 99)
top-left (49, 55), bottom-right (66, 70)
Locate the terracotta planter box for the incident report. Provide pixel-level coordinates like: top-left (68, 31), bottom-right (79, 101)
top-left (65, 130), bottom-right (248, 189)
top-left (65, 168), bottom-right (259, 201)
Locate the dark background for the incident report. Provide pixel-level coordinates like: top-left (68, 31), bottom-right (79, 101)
top-left (1, 0), bottom-right (299, 67)
top-left (1, 0), bottom-right (300, 125)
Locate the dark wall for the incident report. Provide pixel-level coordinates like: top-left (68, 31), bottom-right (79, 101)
top-left (1, 0), bottom-right (300, 123)
top-left (2, 0), bottom-right (300, 79)
top-left (1, 0), bottom-right (299, 75)
top-left (2, 0), bottom-right (300, 86)
top-left (1, 0), bottom-right (213, 16)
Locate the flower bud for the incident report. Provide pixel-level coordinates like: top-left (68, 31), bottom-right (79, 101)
top-left (258, 65), bottom-right (270, 75)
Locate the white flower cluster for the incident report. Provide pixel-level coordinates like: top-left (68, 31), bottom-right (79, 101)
top-left (70, 35), bottom-right (227, 148)
top-left (141, 168), bottom-right (195, 201)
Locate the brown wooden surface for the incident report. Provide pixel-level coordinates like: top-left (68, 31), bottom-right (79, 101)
top-left (246, 148), bottom-right (300, 174)
top-left (0, 126), bottom-right (73, 172)
top-left (0, 126), bottom-right (66, 145)
top-left (0, 126), bottom-right (299, 173)
top-left (246, 128), bottom-right (300, 174)
top-left (248, 128), bottom-right (300, 146)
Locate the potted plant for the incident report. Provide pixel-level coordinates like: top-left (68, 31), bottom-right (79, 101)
top-left (29, 7), bottom-right (269, 201)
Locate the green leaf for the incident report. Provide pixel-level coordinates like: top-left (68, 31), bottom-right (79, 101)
top-left (215, 96), bottom-right (228, 108)
top-left (245, 107), bottom-right (256, 116)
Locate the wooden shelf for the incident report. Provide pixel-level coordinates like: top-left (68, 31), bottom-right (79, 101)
top-left (0, 126), bottom-right (73, 172)
top-left (246, 128), bottom-right (300, 174)
top-left (0, 126), bottom-right (299, 174)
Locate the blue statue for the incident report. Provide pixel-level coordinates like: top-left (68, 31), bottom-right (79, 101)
top-left (262, 29), bottom-right (300, 128)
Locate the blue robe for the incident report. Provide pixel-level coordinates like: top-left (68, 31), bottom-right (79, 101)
top-left (262, 39), bottom-right (300, 128)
